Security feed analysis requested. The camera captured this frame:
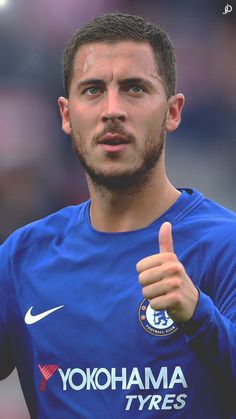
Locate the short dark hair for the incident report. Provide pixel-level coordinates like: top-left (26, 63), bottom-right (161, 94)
top-left (62, 12), bottom-right (176, 98)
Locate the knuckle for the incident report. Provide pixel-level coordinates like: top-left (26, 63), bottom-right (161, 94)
top-left (170, 260), bottom-right (183, 275)
top-left (170, 292), bottom-right (182, 307)
top-left (166, 261), bottom-right (178, 275)
top-left (172, 276), bottom-right (182, 289)
top-left (167, 252), bottom-right (178, 262)
top-left (175, 262), bottom-right (183, 275)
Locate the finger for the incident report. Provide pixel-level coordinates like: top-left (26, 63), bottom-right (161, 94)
top-left (141, 276), bottom-right (175, 299)
top-left (159, 222), bottom-right (174, 253)
top-left (139, 260), bottom-right (179, 285)
top-left (136, 254), bottom-right (162, 273)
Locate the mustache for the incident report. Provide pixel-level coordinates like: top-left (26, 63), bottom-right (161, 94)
top-left (94, 121), bottom-right (135, 143)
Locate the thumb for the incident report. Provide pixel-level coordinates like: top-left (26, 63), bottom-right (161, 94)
top-left (159, 222), bottom-right (174, 253)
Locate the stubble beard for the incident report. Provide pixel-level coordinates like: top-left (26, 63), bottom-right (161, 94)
top-left (71, 121), bottom-right (166, 195)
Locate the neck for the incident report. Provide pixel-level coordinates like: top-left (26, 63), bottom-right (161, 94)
top-left (87, 164), bottom-right (180, 233)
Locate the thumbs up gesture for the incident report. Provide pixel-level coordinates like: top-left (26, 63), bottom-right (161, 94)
top-left (136, 222), bottom-right (199, 323)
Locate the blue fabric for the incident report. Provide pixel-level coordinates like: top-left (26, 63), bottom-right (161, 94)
top-left (0, 188), bottom-right (236, 418)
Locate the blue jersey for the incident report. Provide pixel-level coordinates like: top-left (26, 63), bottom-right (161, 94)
top-left (0, 188), bottom-right (236, 418)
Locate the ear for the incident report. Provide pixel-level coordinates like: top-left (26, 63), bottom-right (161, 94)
top-left (165, 93), bottom-right (185, 133)
top-left (58, 96), bottom-right (72, 135)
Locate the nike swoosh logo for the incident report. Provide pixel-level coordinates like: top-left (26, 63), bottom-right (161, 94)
top-left (24, 305), bottom-right (64, 325)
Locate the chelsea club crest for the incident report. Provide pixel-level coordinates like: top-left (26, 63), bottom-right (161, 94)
top-left (139, 299), bottom-right (179, 336)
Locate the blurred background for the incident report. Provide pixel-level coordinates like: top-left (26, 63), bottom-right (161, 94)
top-left (0, 0), bottom-right (235, 417)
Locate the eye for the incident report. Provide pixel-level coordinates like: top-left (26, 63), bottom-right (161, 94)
top-left (85, 86), bottom-right (101, 96)
top-left (129, 85), bottom-right (144, 94)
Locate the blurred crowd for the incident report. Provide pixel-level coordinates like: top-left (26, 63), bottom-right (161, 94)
top-left (0, 0), bottom-right (235, 417)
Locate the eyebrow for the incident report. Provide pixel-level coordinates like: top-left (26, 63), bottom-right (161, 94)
top-left (120, 78), bottom-right (154, 89)
top-left (77, 79), bottom-right (105, 90)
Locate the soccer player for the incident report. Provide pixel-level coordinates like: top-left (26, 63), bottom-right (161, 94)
top-left (0, 12), bottom-right (236, 419)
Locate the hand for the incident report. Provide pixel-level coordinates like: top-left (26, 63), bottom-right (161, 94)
top-left (136, 222), bottom-right (199, 323)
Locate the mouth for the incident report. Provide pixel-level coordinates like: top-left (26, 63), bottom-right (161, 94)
top-left (98, 133), bottom-right (130, 153)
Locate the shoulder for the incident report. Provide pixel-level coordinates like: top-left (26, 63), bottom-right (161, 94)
top-left (199, 194), bottom-right (236, 240)
top-left (173, 189), bottom-right (236, 264)
top-left (0, 200), bottom-right (90, 256)
top-left (178, 188), bottom-right (236, 238)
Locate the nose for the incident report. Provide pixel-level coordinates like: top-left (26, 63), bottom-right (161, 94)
top-left (101, 89), bottom-right (127, 123)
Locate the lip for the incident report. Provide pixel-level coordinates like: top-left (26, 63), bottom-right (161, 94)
top-left (100, 133), bottom-right (129, 143)
top-left (99, 143), bottom-right (129, 153)
top-left (98, 133), bottom-right (130, 153)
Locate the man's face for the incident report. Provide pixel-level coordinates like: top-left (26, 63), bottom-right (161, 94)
top-left (59, 41), bottom-right (183, 191)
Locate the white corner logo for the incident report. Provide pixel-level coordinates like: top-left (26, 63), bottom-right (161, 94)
top-left (24, 305), bottom-right (64, 325)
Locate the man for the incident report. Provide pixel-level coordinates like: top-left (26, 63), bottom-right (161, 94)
top-left (0, 12), bottom-right (235, 419)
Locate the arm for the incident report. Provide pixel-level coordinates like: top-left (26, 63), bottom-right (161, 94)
top-left (137, 222), bottom-right (236, 411)
top-left (181, 288), bottom-right (236, 387)
top-left (182, 243), bottom-right (236, 410)
top-left (0, 240), bottom-right (16, 379)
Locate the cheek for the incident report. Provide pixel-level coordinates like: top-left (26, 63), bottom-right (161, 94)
top-left (138, 110), bottom-right (167, 143)
top-left (132, 102), bottom-right (165, 123)
top-left (69, 110), bottom-right (86, 134)
top-left (135, 109), bottom-right (161, 131)
top-left (70, 115), bottom-right (97, 148)
top-left (147, 105), bottom-right (167, 128)
top-left (70, 104), bottom-right (98, 133)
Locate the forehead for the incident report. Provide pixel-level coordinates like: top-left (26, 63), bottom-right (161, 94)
top-left (72, 41), bottom-right (159, 78)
